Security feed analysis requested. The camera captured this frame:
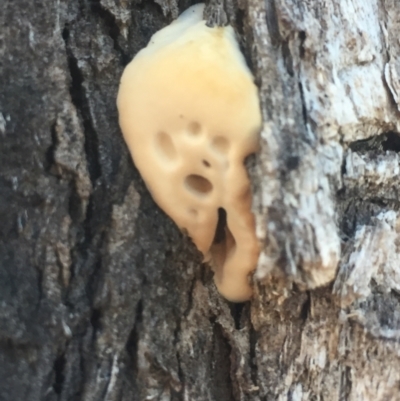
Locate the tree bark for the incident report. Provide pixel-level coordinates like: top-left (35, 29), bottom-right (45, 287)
top-left (1, 0), bottom-right (400, 400)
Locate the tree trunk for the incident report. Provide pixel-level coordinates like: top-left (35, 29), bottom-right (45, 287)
top-left (1, 0), bottom-right (400, 400)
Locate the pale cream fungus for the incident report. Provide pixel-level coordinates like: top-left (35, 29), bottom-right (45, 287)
top-left (117, 4), bottom-right (262, 301)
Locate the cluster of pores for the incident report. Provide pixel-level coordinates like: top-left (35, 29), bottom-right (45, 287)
top-left (117, 3), bottom-right (262, 302)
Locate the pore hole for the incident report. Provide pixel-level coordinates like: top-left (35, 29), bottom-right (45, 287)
top-left (211, 136), bottom-right (230, 153)
top-left (202, 160), bottom-right (211, 167)
top-left (156, 131), bottom-right (177, 160)
top-left (213, 208), bottom-right (227, 244)
top-left (184, 174), bottom-right (213, 195)
top-left (188, 208), bottom-right (198, 217)
top-left (210, 208), bottom-right (236, 269)
top-left (187, 121), bottom-right (202, 136)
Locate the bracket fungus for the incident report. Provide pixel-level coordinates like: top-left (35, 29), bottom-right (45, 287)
top-left (117, 3), bottom-right (262, 302)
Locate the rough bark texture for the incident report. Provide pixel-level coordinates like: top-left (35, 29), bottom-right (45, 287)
top-left (1, 0), bottom-right (400, 400)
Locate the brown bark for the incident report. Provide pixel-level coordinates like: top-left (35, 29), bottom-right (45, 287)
top-left (1, 0), bottom-right (400, 400)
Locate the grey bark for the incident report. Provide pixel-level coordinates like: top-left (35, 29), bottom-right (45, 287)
top-left (1, 0), bottom-right (400, 400)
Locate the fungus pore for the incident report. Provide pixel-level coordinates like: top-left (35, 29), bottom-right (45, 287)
top-left (117, 3), bottom-right (262, 302)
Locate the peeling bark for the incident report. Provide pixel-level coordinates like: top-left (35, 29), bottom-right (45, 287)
top-left (1, 0), bottom-right (400, 400)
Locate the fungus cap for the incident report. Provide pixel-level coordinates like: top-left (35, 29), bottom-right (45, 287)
top-left (117, 3), bottom-right (262, 301)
